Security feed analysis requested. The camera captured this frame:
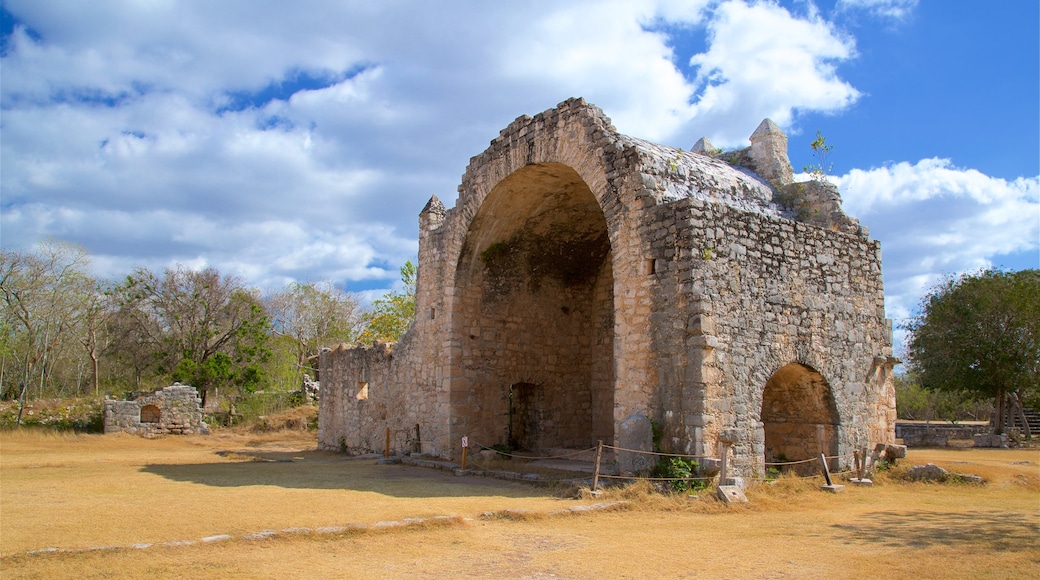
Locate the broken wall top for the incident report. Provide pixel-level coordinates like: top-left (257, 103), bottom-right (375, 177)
top-left (441, 97), bottom-right (861, 235)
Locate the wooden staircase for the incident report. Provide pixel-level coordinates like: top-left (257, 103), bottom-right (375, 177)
top-left (1009, 406), bottom-right (1040, 435)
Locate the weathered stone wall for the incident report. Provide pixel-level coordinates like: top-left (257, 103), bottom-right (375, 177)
top-left (103, 384), bottom-right (209, 437)
top-left (319, 98), bottom-right (898, 477)
top-left (636, 195), bottom-right (895, 475)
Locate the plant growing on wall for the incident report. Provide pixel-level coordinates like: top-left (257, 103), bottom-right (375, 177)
top-left (803, 131), bottom-right (833, 181)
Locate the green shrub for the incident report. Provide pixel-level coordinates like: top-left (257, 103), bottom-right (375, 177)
top-left (654, 456), bottom-right (706, 493)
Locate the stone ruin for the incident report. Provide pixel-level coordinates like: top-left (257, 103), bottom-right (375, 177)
top-left (104, 383), bottom-right (210, 436)
top-left (302, 374), bottom-right (321, 404)
top-left (318, 98), bottom-right (899, 480)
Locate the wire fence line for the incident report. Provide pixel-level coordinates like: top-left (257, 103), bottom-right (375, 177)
top-left (603, 444), bottom-right (713, 460)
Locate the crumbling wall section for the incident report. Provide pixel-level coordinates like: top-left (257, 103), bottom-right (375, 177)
top-left (103, 384), bottom-right (209, 436)
top-left (650, 196), bottom-right (895, 477)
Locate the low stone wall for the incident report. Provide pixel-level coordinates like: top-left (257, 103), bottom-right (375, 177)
top-left (895, 422), bottom-right (990, 447)
top-left (104, 384), bottom-right (209, 437)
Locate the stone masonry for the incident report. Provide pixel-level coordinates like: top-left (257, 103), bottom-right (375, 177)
top-left (319, 98), bottom-right (898, 479)
top-left (104, 383), bottom-right (210, 436)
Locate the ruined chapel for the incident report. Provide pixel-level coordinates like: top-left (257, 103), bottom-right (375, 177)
top-left (319, 98), bottom-right (898, 479)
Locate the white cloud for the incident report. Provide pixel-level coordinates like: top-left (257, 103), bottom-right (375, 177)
top-left (834, 159), bottom-right (1039, 351)
top-left (4, 0), bottom-right (1025, 333)
top-left (682, 0), bottom-right (861, 146)
top-left (837, 0), bottom-right (919, 21)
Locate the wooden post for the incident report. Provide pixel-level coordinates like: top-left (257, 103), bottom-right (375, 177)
top-left (718, 441), bottom-right (729, 486)
top-left (384, 426), bottom-right (390, 459)
top-left (592, 440), bottom-right (603, 491)
top-left (819, 453), bottom-right (833, 486)
top-left (461, 435), bottom-right (469, 470)
top-left (415, 423), bottom-right (422, 453)
top-left (860, 446), bottom-right (869, 479)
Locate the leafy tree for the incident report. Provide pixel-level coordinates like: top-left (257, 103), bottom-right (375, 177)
top-left (0, 240), bottom-right (95, 422)
top-left (358, 260), bottom-right (416, 345)
top-left (264, 281), bottom-right (362, 386)
top-left (110, 266), bottom-right (270, 407)
top-left (907, 269), bottom-right (1040, 433)
top-left (895, 371), bottom-right (992, 422)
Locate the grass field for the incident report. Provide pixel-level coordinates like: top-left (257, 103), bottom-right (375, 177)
top-left (2, 428), bottom-right (1037, 579)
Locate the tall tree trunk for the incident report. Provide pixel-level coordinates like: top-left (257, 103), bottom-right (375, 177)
top-left (16, 351), bottom-right (31, 426)
top-left (91, 350), bottom-right (99, 397)
top-left (994, 387), bottom-right (1007, 434)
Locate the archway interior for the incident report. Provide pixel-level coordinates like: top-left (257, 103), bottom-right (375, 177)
top-left (761, 363), bottom-right (839, 474)
top-left (452, 163), bottom-right (614, 451)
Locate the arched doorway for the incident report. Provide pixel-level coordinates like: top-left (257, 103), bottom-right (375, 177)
top-left (451, 163), bottom-right (614, 451)
top-left (761, 363), bottom-right (839, 475)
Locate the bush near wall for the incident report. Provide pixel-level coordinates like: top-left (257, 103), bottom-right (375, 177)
top-left (0, 398), bottom-right (104, 431)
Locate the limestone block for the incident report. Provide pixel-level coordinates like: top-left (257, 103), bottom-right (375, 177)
top-left (616, 411), bottom-right (655, 475)
top-left (972, 434), bottom-right (1008, 448)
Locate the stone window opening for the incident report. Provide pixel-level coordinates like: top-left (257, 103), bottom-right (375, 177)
top-left (356, 381), bottom-right (369, 401)
top-left (140, 404), bottom-right (161, 424)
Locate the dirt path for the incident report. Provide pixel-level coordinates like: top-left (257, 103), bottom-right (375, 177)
top-left (2, 430), bottom-right (1037, 578)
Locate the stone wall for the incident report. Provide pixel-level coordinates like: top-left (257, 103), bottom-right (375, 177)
top-left (319, 98), bottom-right (898, 478)
top-left (895, 422), bottom-right (991, 447)
top-left (104, 384), bottom-right (210, 437)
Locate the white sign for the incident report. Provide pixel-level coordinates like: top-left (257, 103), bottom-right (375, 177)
top-left (461, 436), bottom-right (469, 448)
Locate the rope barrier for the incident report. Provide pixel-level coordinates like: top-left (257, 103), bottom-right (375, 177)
top-left (603, 444), bottom-right (712, 460)
top-left (596, 473), bottom-right (716, 482)
top-left (763, 457), bottom-right (818, 467)
top-left (763, 452), bottom-right (857, 467)
top-left (469, 441), bottom-right (599, 461)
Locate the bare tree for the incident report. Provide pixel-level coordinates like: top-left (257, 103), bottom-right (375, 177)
top-left (110, 265), bottom-right (270, 407)
top-left (0, 240), bottom-right (94, 423)
top-left (265, 281), bottom-right (362, 380)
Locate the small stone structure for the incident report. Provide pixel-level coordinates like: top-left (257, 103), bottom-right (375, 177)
top-left (104, 383), bottom-right (210, 436)
top-left (319, 98), bottom-right (898, 479)
top-left (895, 422), bottom-right (991, 447)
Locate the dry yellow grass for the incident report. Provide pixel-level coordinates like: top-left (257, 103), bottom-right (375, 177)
top-left (2, 429), bottom-right (1038, 579)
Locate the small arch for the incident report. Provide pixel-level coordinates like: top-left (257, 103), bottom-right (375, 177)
top-left (761, 363), bottom-right (839, 475)
top-left (140, 404), bottom-right (161, 424)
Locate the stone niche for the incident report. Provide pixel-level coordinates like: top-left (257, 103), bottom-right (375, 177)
top-left (318, 98), bottom-right (898, 479)
top-left (104, 383), bottom-right (210, 437)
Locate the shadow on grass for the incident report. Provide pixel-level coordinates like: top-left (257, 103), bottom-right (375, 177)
top-left (832, 510), bottom-right (1039, 552)
top-left (140, 450), bottom-right (547, 499)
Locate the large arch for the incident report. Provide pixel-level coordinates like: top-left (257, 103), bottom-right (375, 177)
top-left (760, 363), bottom-right (839, 475)
top-left (449, 162), bottom-right (615, 451)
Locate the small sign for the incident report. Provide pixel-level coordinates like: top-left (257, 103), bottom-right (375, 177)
top-left (461, 436), bottom-right (469, 448)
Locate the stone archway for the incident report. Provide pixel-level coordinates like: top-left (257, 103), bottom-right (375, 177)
top-left (760, 363), bottom-right (839, 475)
top-left (451, 162), bottom-right (615, 451)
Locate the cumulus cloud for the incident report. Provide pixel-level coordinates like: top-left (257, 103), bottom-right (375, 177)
top-left (1, 0), bottom-right (1029, 334)
top-left (682, 0), bottom-right (860, 146)
top-left (833, 160), bottom-right (1039, 349)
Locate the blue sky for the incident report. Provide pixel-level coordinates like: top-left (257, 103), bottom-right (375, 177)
top-left (1, 0), bottom-right (1037, 353)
